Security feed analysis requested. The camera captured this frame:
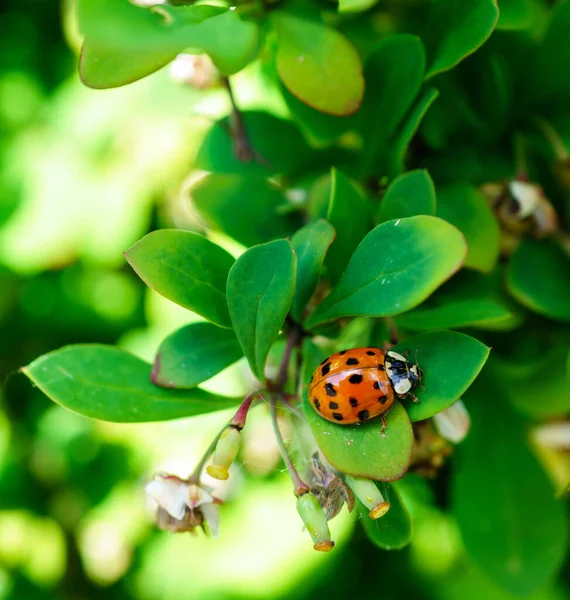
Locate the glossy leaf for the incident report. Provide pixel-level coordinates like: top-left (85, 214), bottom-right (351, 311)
top-left (325, 169), bottom-right (374, 284)
top-left (388, 88), bottom-right (439, 176)
top-left (436, 183), bottom-right (500, 273)
top-left (305, 216), bottom-right (467, 328)
top-left (272, 12), bottom-right (364, 116)
top-left (78, 0), bottom-right (259, 88)
top-left (191, 174), bottom-right (302, 248)
top-left (290, 220), bottom-right (336, 323)
top-left (453, 392), bottom-right (567, 595)
top-left (195, 111), bottom-right (313, 177)
top-left (507, 240), bottom-right (570, 322)
top-left (22, 345), bottom-right (239, 422)
top-left (422, 0), bottom-right (499, 78)
top-left (378, 170), bottom-right (436, 223)
top-left (124, 230), bottom-right (234, 328)
top-left (392, 331), bottom-right (490, 421)
top-left (226, 240), bottom-right (296, 380)
top-left (305, 399), bottom-right (413, 481)
top-left (152, 323), bottom-right (243, 389)
top-left (358, 35), bottom-right (426, 175)
top-left (358, 482), bottom-right (413, 550)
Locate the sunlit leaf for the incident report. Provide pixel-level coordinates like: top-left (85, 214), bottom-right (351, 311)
top-left (305, 216), bottom-right (467, 328)
top-left (272, 11), bottom-right (364, 116)
top-left (152, 323), bottom-right (243, 389)
top-left (227, 240), bottom-right (296, 380)
top-left (124, 230), bottom-right (234, 328)
top-left (22, 345), bottom-right (239, 422)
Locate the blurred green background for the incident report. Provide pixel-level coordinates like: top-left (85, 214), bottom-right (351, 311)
top-left (0, 2), bottom-right (568, 600)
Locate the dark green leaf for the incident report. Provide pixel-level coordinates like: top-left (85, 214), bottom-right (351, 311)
top-left (124, 230), bottom-right (234, 328)
top-left (272, 12), bottom-right (364, 116)
top-left (496, 0), bottom-right (537, 30)
top-left (305, 216), bottom-right (467, 328)
top-left (421, 0), bottom-right (499, 78)
top-left (305, 399), bottom-right (413, 481)
top-left (507, 240), bottom-right (570, 322)
top-left (190, 173), bottom-right (302, 248)
top-left (378, 170), bottom-right (436, 223)
top-left (325, 169), bottom-right (374, 284)
top-left (290, 220), bottom-right (336, 323)
top-left (358, 482), bottom-right (413, 550)
top-left (22, 345), bottom-right (239, 422)
top-left (392, 331), bottom-right (490, 421)
top-left (358, 35), bottom-right (426, 175)
top-left (152, 323), bottom-right (243, 389)
top-left (226, 240), bottom-right (296, 380)
top-left (453, 392), bottom-right (567, 595)
top-left (436, 183), bottom-right (500, 273)
top-left (388, 88), bottom-right (440, 176)
top-left (78, 0), bottom-right (259, 88)
top-left (194, 111), bottom-right (313, 177)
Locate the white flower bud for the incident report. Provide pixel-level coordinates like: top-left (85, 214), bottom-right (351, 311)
top-left (344, 475), bottom-right (390, 519)
top-left (433, 400), bottom-right (470, 443)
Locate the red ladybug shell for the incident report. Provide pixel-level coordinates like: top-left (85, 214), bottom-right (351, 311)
top-left (308, 348), bottom-right (394, 425)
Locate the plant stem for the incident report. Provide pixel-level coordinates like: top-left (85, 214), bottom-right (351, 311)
top-left (276, 324), bottom-right (302, 390)
top-left (188, 392), bottom-right (257, 481)
top-left (386, 317), bottom-right (399, 346)
top-left (222, 76), bottom-right (255, 163)
top-left (536, 118), bottom-right (569, 161)
top-left (270, 396), bottom-right (310, 496)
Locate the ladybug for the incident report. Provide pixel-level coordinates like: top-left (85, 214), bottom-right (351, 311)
top-left (308, 348), bottom-right (422, 426)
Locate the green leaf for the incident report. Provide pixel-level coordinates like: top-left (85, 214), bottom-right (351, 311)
top-left (527, 0), bottom-right (570, 114)
top-left (358, 482), bottom-right (413, 550)
top-left (190, 173), bottom-right (302, 248)
top-left (507, 240), bottom-right (570, 322)
top-left (421, 0), bottom-right (499, 78)
top-left (22, 345), bottom-right (239, 423)
top-left (78, 0), bottom-right (259, 88)
top-left (290, 220), bottom-right (336, 323)
top-left (195, 111), bottom-right (313, 177)
top-left (388, 88), bottom-right (440, 176)
top-left (325, 169), bottom-right (374, 284)
top-left (305, 216), bottom-right (467, 329)
top-left (378, 170), bottom-right (436, 223)
top-left (392, 331), bottom-right (490, 421)
top-left (272, 12), bottom-right (364, 116)
top-left (358, 35), bottom-right (426, 175)
top-left (124, 230), bottom-right (234, 328)
top-left (496, 0), bottom-right (537, 30)
top-left (453, 392), bottom-right (567, 595)
top-left (338, 0), bottom-right (379, 13)
top-left (227, 240), bottom-right (296, 380)
top-left (304, 399), bottom-right (413, 481)
top-left (152, 323), bottom-right (243, 389)
top-left (436, 183), bottom-right (500, 273)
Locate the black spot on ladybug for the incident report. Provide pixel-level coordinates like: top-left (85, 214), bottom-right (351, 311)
top-left (310, 374), bottom-right (313, 383)
top-left (339, 350), bottom-right (347, 355)
top-left (357, 409), bottom-right (370, 421)
top-left (314, 398), bottom-right (321, 410)
top-left (325, 383), bottom-right (337, 397)
top-left (348, 374), bottom-right (363, 384)
top-left (366, 350), bottom-right (376, 356)
top-left (320, 357), bottom-right (329, 365)
top-left (321, 362), bottom-right (331, 377)
top-left (346, 357), bottom-right (359, 365)
top-left (332, 412), bottom-right (344, 421)
top-left (378, 395), bottom-right (388, 404)
top-left (373, 381), bottom-right (381, 389)
top-left (349, 397), bottom-right (359, 407)
top-left (329, 401), bottom-right (339, 410)
top-left (377, 364), bottom-right (385, 371)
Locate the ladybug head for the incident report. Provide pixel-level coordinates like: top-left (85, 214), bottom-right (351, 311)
top-left (385, 350), bottom-right (422, 397)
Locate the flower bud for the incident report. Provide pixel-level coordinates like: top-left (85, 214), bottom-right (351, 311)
top-left (433, 400), bottom-right (470, 443)
top-left (207, 427), bottom-right (241, 481)
top-left (344, 475), bottom-right (390, 519)
top-left (296, 493), bottom-right (335, 552)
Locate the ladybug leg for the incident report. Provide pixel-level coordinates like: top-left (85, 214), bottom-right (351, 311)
top-left (381, 415), bottom-right (388, 437)
top-left (408, 392), bottom-right (420, 403)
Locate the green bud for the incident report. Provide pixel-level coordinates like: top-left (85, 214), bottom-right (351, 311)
top-left (296, 493), bottom-right (335, 552)
top-left (206, 427), bottom-right (241, 481)
top-left (345, 475), bottom-right (390, 519)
